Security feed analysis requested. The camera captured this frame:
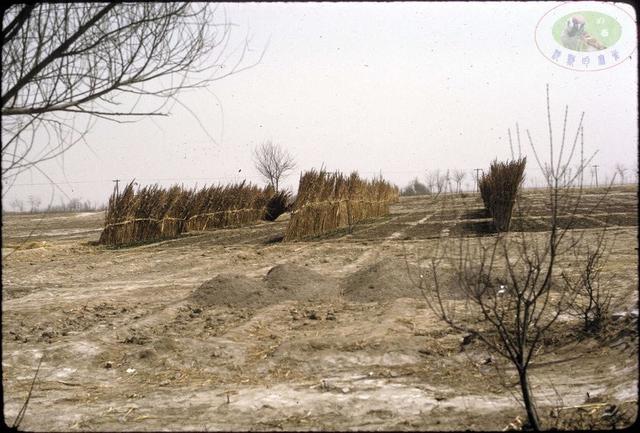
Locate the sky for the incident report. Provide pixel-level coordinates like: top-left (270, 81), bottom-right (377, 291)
top-left (2, 1), bottom-right (638, 210)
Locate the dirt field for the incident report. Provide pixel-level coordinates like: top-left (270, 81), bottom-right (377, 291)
top-left (2, 186), bottom-right (638, 430)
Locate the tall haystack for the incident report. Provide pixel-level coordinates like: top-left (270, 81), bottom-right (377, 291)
top-left (185, 181), bottom-right (271, 232)
top-left (284, 169), bottom-right (398, 241)
top-left (99, 180), bottom-right (279, 246)
top-left (99, 182), bottom-right (191, 246)
top-left (478, 158), bottom-right (527, 232)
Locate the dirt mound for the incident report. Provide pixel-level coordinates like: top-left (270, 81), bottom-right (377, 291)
top-left (342, 259), bottom-right (425, 302)
top-left (190, 265), bottom-right (341, 308)
top-left (264, 263), bottom-right (341, 302)
top-left (189, 274), bottom-right (276, 308)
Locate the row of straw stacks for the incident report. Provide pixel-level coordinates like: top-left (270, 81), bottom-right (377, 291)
top-left (99, 181), bottom-right (286, 246)
top-left (479, 158), bottom-right (527, 232)
top-left (99, 170), bottom-right (396, 246)
top-left (283, 169), bottom-right (399, 241)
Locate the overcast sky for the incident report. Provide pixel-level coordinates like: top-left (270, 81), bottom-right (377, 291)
top-left (3, 2), bottom-right (637, 209)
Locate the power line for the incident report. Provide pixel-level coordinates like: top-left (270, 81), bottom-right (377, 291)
top-left (474, 168), bottom-right (484, 192)
top-left (10, 180), bottom-right (114, 186)
top-left (8, 165), bottom-right (620, 188)
top-left (10, 175), bottom-right (263, 187)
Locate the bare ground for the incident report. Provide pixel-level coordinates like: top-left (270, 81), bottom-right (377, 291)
top-left (2, 187), bottom-right (638, 430)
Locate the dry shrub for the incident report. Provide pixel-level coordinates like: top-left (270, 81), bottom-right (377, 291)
top-left (548, 400), bottom-right (636, 430)
top-left (478, 158), bottom-right (526, 232)
top-left (284, 169), bottom-right (398, 241)
top-left (99, 180), bottom-right (273, 246)
top-left (264, 190), bottom-right (292, 221)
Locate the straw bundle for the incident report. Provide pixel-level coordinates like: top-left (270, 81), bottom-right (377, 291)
top-left (98, 183), bottom-right (190, 246)
top-left (478, 158), bottom-right (527, 232)
top-left (99, 180), bottom-right (277, 246)
top-left (284, 169), bottom-right (398, 241)
top-left (185, 181), bottom-right (271, 231)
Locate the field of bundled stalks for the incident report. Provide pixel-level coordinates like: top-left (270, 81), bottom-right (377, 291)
top-left (2, 185), bottom-right (638, 430)
top-left (99, 181), bottom-right (291, 247)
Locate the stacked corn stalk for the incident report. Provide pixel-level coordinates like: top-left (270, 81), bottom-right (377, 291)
top-left (347, 172), bottom-right (398, 222)
top-left (98, 182), bottom-right (191, 246)
top-left (284, 169), bottom-right (398, 241)
top-left (185, 181), bottom-right (271, 231)
top-left (99, 180), bottom-right (276, 246)
top-left (479, 158), bottom-right (527, 232)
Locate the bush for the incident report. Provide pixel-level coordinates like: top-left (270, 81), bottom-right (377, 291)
top-left (563, 239), bottom-right (613, 335)
top-left (264, 190), bottom-right (292, 221)
top-left (401, 178), bottom-right (430, 196)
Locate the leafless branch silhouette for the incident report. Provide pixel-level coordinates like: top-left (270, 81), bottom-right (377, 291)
top-left (1, 3), bottom-right (265, 193)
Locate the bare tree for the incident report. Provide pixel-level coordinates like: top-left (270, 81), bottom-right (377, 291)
top-left (67, 197), bottom-right (82, 212)
top-left (425, 169), bottom-right (449, 195)
top-left (563, 229), bottom-right (613, 334)
top-left (253, 140), bottom-right (296, 192)
top-left (1, 3), bottom-right (264, 194)
top-left (424, 171), bottom-right (436, 194)
top-left (437, 169), bottom-right (450, 194)
top-left (10, 198), bottom-right (24, 212)
top-left (413, 85), bottom-right (606, 430)
top-left (27, 195), bottom-right (41, 213)
top-left (453, 169), bottom-right (466, 193)
top-left (614, 163), bottom-right (627, 185)
top-left (445, 169), bottom-right (453, 193)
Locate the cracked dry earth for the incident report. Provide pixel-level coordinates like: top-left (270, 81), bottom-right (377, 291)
top-left (2, 188), bottom-right (638, 430)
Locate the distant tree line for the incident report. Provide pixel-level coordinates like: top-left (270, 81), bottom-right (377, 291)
top-left (6, 196), bottom-right (105, 214)
top-left (401, 162), bottom-right (636, 196)
top-left (401, 169), bottom-right (469, 196)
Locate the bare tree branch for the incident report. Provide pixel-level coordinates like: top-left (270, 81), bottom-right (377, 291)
top-left (253, 140), bottom-right (296, 192)
top-left (2, 3), bottom-right (262, 186)
top-left (412, 85), bottom-right (613, 430)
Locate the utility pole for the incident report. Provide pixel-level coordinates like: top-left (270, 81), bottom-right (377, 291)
top-left (474, 168), bottom-right (483, 192)
top-left (592, 165), bottom-right (599, 187)
top-left (113, 179), bottom-right (120, 196)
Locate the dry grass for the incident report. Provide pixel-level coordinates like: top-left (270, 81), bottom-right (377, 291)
top-left (284, 169), bottom-right (398, 241)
